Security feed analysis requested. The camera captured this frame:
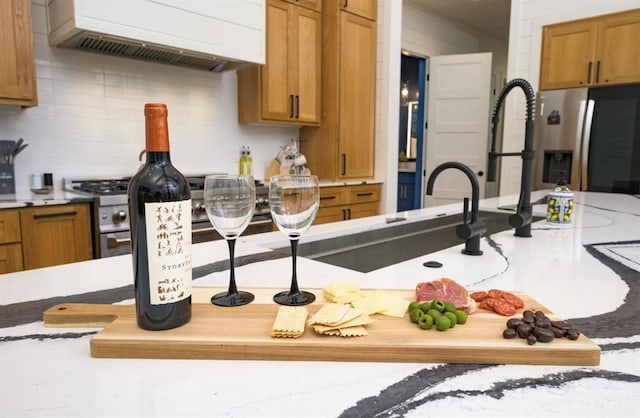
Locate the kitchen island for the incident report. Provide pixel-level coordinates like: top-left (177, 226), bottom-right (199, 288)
top-left (1, 191), bottom-right (638, 417)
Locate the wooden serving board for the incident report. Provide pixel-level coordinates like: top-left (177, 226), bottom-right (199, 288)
top-left (43, 287), bottom-right (600, 366)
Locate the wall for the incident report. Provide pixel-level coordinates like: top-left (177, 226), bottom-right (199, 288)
top-left (1, 0), bottom-right (297, 193)
top-left (500, 0), bottom-right (640, 196)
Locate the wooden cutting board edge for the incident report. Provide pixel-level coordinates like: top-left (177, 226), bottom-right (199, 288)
top-left (43, 287), bottom-right (602, 366)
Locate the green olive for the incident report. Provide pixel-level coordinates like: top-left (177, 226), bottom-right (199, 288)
top-left (454, 310), bottom-right (468, 325)
top-left (419, 302), bottom-right (432, 314)
top-left (435, 315), bottom-right (451, 331)
top-left (409, 308), bottom-right (424, 324)
top-left (443, 302), bottom-right (457, 313)
top-left (418, 314), bottom-right (434, 330)
top-left (443, 311), bottom-right (457, 328)
top-left (431, 299), bottom-right (445, 313)
top-left (426, 309), bottom-right (441, 319)
top-left (408, 302), bottom-right (420, 313)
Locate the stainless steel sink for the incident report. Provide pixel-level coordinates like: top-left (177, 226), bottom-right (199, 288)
top-left (274, 211), bottom-right (544, 273)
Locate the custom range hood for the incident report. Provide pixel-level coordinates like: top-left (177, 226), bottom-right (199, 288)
top-left (46, 0), bottom-right (265, 72)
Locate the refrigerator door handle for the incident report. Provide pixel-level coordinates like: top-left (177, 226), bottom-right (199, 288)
top-left (580, 99), bottom-right (595, 191)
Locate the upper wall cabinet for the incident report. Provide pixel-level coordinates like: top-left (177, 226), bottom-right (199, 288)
top-left (340, 0), bottom-right (376, 20)
top-left (300, 0), bottom-right (377, 180)
top-left (540, 8), bottom-right (640, 90)
top-left (0, 0), bottom-right (37, 107)
top-left (237, 0), bottom-right (321, 125)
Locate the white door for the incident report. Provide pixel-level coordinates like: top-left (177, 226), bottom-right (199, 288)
top-left (423, 52), bottom-right (492, 208)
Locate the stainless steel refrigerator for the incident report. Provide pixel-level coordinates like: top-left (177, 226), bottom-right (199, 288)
top-left (534, 84), bottom-right (640, 194)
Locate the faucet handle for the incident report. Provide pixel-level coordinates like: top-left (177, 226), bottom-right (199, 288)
top-left (462, 197), bottom-right (469, 224)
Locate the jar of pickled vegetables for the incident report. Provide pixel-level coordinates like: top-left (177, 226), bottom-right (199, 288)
top-left (546, 179), bottom-right (573, 226)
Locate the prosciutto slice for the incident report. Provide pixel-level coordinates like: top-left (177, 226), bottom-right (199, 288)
top-left (415, 277), bottom-right (476, 314)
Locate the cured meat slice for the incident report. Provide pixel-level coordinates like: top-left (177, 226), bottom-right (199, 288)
top-left (415, 277), bottom-right (476, 314)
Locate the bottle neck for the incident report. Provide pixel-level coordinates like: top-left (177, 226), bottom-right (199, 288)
top-left (146, 151), bottom-right (171, 164)
top-left (145, 104), bottom-right (170, 153)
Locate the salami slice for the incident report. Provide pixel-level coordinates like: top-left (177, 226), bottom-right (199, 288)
top-left (470, 291), bottom-right (488, 302)
top-left (501, 291), bottom-right (524, 309)
top-left (492, 299), bottom-right (517, 316)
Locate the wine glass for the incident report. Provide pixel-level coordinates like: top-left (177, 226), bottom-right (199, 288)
top-left (269, 174), bottom-right (320, 306)
top-left (204, 174), bottom-right (256, 307)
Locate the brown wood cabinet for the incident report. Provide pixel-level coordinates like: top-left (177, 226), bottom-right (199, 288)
top-left (540, 8), bottom-right (640, 90)
top-left (300, 0), bottom-right (377, 180)
top-left (0, 210), bottom-right (23, 273)
top-left (237, 0), bottom-right (321, 125)
top-left (341, 0), bottom-right (376, 20)
top-left (315, 183), bottom-right (380, 225)
top-left (0, 0), bottom-right (37, 107)
top-left (1, 203), bottom-right (93, 272)
top-left (283, 0), bottom-right (321, 12)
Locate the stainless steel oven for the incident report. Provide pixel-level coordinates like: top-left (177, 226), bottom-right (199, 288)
top-left (65, 176), bottom-right (272, 258)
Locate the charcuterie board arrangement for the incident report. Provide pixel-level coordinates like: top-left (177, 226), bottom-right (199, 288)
top-left (43, 284), bottom-right (601, 366)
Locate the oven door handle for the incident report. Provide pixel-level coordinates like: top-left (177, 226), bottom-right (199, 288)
top-left (248, 219), bottom-right (274, 226)
top-left (107, 235), bottom-right (131, 249)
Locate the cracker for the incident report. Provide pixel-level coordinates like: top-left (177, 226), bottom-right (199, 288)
top-left (271, 306), bottom-right (308, 339)
top-left (308, 303), bottom-right (354, 326)
top-left (339, 326), bottom-right (368, 337)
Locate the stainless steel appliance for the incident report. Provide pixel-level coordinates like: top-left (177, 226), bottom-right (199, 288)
top-left (64, 176), bottom-right (273, 258)
top-left (534, 84), bottom-right (640, 193)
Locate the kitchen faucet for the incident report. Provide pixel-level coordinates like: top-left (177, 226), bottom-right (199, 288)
top-left (426, 161), bottom-right (486, 256)
top-left (487, 78), bottom-right (536, 237)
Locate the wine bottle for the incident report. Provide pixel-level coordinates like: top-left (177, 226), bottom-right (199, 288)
top-left (128, 103), bottom-right (192, 330)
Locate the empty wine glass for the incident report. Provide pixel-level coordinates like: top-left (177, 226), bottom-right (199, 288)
top-left (204, 174), bottom-right (256, 307)
top-left (269, 174), bottom-right (319, 306)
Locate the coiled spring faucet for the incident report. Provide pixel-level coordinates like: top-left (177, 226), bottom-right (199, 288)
top-left (487, 78), bottom-right (536, 238)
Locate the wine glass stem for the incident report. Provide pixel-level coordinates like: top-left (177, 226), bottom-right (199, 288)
top-left (227, 238), bottom-right (239, 296)
top-left (289, 239), bottom-right (301, 295)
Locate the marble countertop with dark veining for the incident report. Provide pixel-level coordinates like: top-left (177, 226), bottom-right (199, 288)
top-left (0, 191), bottom-right (638, 417)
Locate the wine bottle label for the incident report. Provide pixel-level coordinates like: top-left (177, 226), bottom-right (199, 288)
top-left (144, 199), bottom-right (193, 305)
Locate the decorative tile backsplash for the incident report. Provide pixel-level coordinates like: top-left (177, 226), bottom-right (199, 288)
top-left (0, 1), bottom-right (297, 192)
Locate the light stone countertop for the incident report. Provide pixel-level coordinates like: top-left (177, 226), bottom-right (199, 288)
top-left (0, 190), bottom-right (639, 417)
top-left (0, 189), bottom-right (94, 209)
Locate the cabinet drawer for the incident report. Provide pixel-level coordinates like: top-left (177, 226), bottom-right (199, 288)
top-left (349, 202), bottom-right (379, 219)
top-left (0, 243), bottom-right (23, 273)
top-left (315, 206), bottom-right (346, 224)
top-left (319, 186), bottom-right (348, 207)
top-left (348, 184), bottom-right (380, 204)
top-left (0, 210), bottom-right (21, 244)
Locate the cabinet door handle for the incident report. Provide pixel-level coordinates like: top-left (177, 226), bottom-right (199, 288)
top-left (289, 94), bottom-right (294, 118)
top-left (595, 60), bottom-right (601, 83)
top-left (33, 210), bottom-right (77, 219)
top-left (343, 0), bottom-right (348, 8)
top-left (356, 192), bottom-right (373, 197)
top-left (347, 208), bottom-right (351, 219)
top-left (320, 195), bottom-right (337, 200)
top-left (295, 95), bottom-right (300, 118)
top-left (342, 209), bottom-right (347, 220)
top-left (341, 154), bottom-right (346, 175)
top-left (586, 61), bottom-right (592, 84)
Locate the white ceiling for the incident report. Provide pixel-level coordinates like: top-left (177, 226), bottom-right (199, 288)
top-left (410, 0), bottom-right (511, 41)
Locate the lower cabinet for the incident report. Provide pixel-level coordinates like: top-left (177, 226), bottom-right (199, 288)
top-left (397, 171), bottom-right (416, 212)
top-left (0, 203), bottom-right (93, 273)
top-left (316, 184), bottom-right (380, 225)
top-left (0, 210), bottom-right (23, 273)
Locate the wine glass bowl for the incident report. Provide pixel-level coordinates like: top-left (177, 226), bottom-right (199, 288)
top-left (204, 174), bottom-right (256, 307)
top-left (269, 175), bottom-right (320, 306)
